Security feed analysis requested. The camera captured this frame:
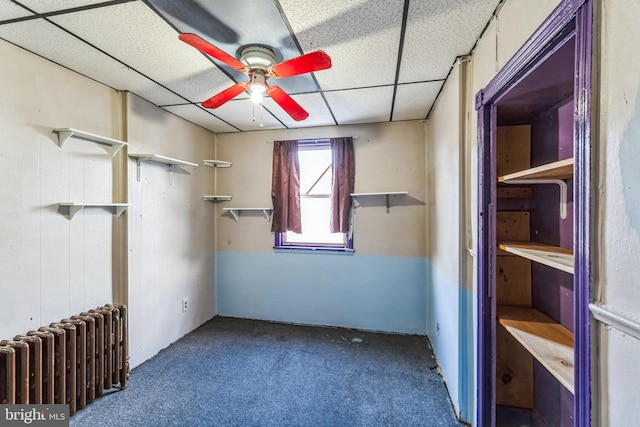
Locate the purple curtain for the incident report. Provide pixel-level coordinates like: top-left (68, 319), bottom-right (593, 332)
top-left (330, 137), bottom-right (355, 233)
top-left (271, 140), bottom-right (301, 233)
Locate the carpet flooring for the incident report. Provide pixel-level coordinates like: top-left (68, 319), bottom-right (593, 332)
top-left (71, 317), bottom-right (462, 427)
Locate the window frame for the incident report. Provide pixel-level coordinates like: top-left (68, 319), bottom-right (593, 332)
top-left (273, 139), bottom-right (354, 252)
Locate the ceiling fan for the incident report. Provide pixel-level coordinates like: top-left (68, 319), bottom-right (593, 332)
top-left (178, 33), bottom-right (332, 121)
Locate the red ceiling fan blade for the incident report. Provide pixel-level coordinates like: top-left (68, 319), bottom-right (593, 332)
top-left (269, 51), bottom-right (332, 78)
top-left (266, 85), bottom-right (309, 121)
top-left (202, 82), bottom-right (249, 109)
top-left (179, 33), bottom-right (247, 73)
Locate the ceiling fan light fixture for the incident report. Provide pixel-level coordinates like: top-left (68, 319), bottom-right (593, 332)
top-left (249, 72), bottom-right (266, 104)
top-left (250, 90), bottom-right (263, 104)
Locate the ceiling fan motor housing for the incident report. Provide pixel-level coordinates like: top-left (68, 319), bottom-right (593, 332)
top-left (240, 45), bottom-right (277, 71)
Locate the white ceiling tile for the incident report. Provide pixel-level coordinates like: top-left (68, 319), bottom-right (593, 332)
top-left (0, 0), bottom-right (33, 20)
top-left (278, 0), bottom-right (403, 91)
top-left (16, 0), bottom-right (115, 13)
top-left (392, 81), bottom-right (442, 121)
top-left (262, 92), bottom-right (335, 129)
top-left (0, 19), bottom-right (185, 105)
top-left (49, 1), bottom-right (235, 103)
top-left (324, 87), bottom-right (394, 125)
top-left (209, 99), bottom-right (285, 132)
top-left (162, 104), bottom-right (239, 134)
top-left (399, 0), bottom-right (499, 83)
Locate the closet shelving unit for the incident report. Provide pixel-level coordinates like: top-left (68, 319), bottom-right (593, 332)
top-left (492, 124), bottom-right (576, 422)
top-left (477, 2), bottom-right (591, 425)
top-left (496, 155), bottom-right (576, 391)
top-left (128, 154), bottom-right (197, 183)
top-left (202, 160), bottom-right (232, 203)
top-left (53, 128), bottom-right (129, 219)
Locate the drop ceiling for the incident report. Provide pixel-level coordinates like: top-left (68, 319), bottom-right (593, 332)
top-left (0, 0), bottom-right (501, 133)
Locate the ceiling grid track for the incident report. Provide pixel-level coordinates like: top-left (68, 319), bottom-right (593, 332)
top-left (389, 0), bottom-right (411, 122)
top-left (273, 0), bottom-right (338, 126)
top-left (6, 0), bottom-right (243, 132)
top-left (0, 0), bottom-right (136, 25)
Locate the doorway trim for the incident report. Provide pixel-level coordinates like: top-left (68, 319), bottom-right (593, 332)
top-left (475, 0), bottom-right (592, 425)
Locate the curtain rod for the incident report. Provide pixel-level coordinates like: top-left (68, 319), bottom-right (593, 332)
top-left (266, 136), bottom-right (358, 143)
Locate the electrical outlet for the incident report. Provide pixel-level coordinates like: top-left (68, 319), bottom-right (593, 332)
top-left (182, 298), bottom-right (189, 313)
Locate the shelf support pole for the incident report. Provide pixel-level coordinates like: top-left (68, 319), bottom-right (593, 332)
top-left (385, 194), bottom-right (390, 214)
top-left (503, 179), bottom-right (568, 219)
top-left (169, 165), bottom-right (174, 185)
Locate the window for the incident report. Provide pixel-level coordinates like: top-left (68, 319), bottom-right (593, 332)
top-left (274, 140), bottom-right (354, 251)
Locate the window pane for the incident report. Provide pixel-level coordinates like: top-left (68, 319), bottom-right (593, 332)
top-left (299, 147), bottom-right (332, 195)
top-left (285, 197), bottom-right (344, 245)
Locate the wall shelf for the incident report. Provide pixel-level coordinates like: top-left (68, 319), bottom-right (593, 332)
top-left (52, 127), bottom-right (127, 157)
top-left (222, 208), bottom-right (272, 222)
top-left (203, 195), bottom-right (232, 202)
top-left (499, 158), bottom-right (574, 182)
top-left (203, 160), bottom-right (232, 168)
top-left (58, 203), bottom-right (129, 220)
top-left (498, 305), bottom-right (574, 394)
top-left (498, 242), bottom-right (574, 274)
top-left (129, 154), bottom-right (198, 184)
top-left (351, 191), bottom-right (408, 213)
top-left (500, 158), bottom-right (573, 219)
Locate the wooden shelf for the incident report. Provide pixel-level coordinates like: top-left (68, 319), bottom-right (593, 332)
top-left (498, 306), bottom-right (574, 394)
top-left (222, 208), bottom-right (272, 222)
top-left (58, 203), bottom-right (129, 220)
top-left (203, 160), bottom-right (232, 168)
top-left (52, 128), bottom-right (127, 156)
top-left (203, 195), bottom-right (232, 202)
top-left (129, 154), bottom-right (197, 183)
top-left (499, 158), bottom-right (573, 182)
top-left (499, 242), bottom-right (574, 274)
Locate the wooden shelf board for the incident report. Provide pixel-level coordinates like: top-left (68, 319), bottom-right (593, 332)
top-left (498, 305), bottom-right (574, 394)
top-left (499, 158), bottom-right (573, 182)
top-left (498, 242), bottom-right (573, 274)
top-left (129, 154), bottom-right (197, 168)
top-left (203, 160), bottom-right (232, 168)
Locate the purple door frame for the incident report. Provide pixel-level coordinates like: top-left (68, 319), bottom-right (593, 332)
top-left (475, 0), bottom-right (592, 426)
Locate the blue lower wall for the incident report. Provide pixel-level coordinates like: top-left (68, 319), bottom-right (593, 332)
top-left (216, 251), bottom-right (427, 334)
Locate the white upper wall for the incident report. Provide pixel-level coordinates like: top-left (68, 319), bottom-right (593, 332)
top-left (215, 121), bottom-right (426, 258)
top-left (0, 39), bottom-right (121, 336)
top-left (0, 38), bottom-right (218, 370)
top-left (126, 94), bottom-right (217, 368)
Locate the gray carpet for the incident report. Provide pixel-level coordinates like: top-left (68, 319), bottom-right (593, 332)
top-left (71, 317), bottom-right (462, 427)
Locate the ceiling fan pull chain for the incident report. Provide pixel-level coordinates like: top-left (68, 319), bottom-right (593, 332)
top-left (260, 104), bottom-right (264, 128)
